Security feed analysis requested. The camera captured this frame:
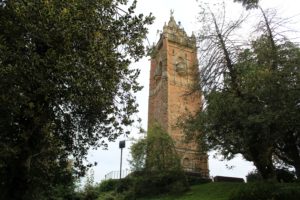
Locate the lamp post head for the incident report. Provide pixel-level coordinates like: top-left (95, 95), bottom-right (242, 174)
top-left (119, 140), bottom-right (125, 149)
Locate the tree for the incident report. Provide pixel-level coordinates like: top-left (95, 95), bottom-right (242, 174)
top-left (129, 137), bottom-right (147, 171)
top-left (240, 8), bottom-right (300, 178)
top-left (196, 3), bottom-right (247, 95)
top-left (129, 123), bottom-right (181, 172)
top-left (146, 123), bottom-right (181, 171)
top-left (270, 41), bottom-right (300, 178)
top-left (128, 123), bottom-right (187, 197)
top-left (182, 3), bottom-right (300, 180)
top-left (0, 0), bottom-right (153, 199)
top-left (234, 0), bottom-right (259, 9)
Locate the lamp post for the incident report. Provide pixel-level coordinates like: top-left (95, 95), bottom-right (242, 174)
top-left (119, 140), bottom-right (125, 179)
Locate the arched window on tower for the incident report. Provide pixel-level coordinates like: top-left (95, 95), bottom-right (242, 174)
top-left (175, 57), bottom-right (187, 75)
top-left (154, 61), bottom-right (163, 80)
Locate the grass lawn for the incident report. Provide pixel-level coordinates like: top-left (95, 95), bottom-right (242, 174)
top-left (139, 182), bottom-right (243, 200)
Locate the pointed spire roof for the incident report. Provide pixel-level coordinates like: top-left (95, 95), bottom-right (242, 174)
top-left (159, 10), bottom-right (196, 49)
top-left (168, 9), bottom-right (177, 27)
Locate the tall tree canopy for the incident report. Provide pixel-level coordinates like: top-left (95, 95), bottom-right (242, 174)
top-left (0, 0), bottom-right (153, 199)
top-left (182, 3), bottom-right (300, 180)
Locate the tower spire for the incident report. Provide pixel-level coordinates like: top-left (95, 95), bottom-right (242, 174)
top-left (170, 9), bottom-right (174, 17)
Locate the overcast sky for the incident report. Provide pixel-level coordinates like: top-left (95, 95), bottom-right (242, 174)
top-left (87, 0), bottom-right (300, 184)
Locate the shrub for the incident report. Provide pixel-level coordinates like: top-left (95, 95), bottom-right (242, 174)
top-left (229, 183), bottom-right (277, 200)
top-left (98, 179), bottom-right (119, 192)
top-left (168, 180), bottom-right (189, 195)
top-left (115, 178), bottom-right (134, 193)
top-left (246, 170), bottom-right (263, 182)
top-left (125, 123), bottom-right (189, 198)
top-left (247, 168), bottom-right (296, 183)
top-left (274, 185), bottom-right (300, 200)
top-left (275, 168), bottom-right (296, 183)
top-left (96, 191), bottom-right (125, 200)
top-left (214, 176), bottom-right (244, 183)
top-left (185, 172), bottom-right (212, 185)
top-left (114, 170), bottom-right (189, 198)
top-left (133, 170), bottom-right (188, 196)
top-left (229, 183), bottom-right (300, 200)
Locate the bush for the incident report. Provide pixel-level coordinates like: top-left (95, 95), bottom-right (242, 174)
top-left (214, 176), bottom-right (244, 183)
top-left (125, 123), bottom-right (189, 198)
top-left (275, 168), bottom-right (296, 183)
top-left (114, 170), bottom-right (189, 198)
top-left (81, 186), bottom-right (99, 200)
top-left (246, 170), bottom-right (263, 182)
top-left (98, 179), bottom-right (119, 192)
top-left (132, 170), bottom-right (189, 196)
top-left (229, 183), bottom-right (277, 200)
top-left (115, 178), bottom-right (134, 193)
top-left (275, 185), bottom-right (300, 200)
top-left (185, 172), bottom-right (212, 185)
top-left (96, 191), bottom-right (127, 200)
top-left (246, 169), bottom-right (296, 183)
top-left (168, 180), bottom-right (189, 195)
top-left (229, 183), bottom-right (300, 200)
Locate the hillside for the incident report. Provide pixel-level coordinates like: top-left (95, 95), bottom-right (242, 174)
top-left (139, 182), bottom-right (243, 200)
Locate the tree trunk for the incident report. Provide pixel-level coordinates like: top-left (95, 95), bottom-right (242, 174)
top-left (9, 152), bottom-right (32, 200)
top-left (276, 134), bottom-right (300, 180)
top-left (294, 161), bottom-right (300, 179)
top-left (253, 157), bottom-right (276, 181)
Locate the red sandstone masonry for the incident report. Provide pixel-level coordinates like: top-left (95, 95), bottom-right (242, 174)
top-left (148, 15), bottom-right (209, 177)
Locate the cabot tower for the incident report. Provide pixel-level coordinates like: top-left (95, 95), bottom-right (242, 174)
top-left (148, 14), bottom-right (209, 177)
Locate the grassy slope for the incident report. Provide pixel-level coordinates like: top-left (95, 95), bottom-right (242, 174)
top-left (139, 183), bottom-right (243, 200)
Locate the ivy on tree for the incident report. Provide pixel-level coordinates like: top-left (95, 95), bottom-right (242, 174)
top-left (0, 0), bottom-right (153, 199)
top-left (129, 123), bottom-right (181, 172)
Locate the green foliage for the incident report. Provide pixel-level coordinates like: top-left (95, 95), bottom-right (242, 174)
top-left (123, 124), bottom-right (188, 198)
top-left (129, 137), bottom-right (147, 171)
top-left (246, 170), bottom-right (263, 182)
top-left (275, 168), bottom-right (296, 183)
top-left (186, 83), bottom-right (278, 179)
top-left (76, 175), bottom-right (120, 200)
top-left (186, 176), bottom-right (212, 185)
top-left (229, 183), bottom-right (300, 200)
top-left (108, 182), bottom-right (300, 200)
top-left (130, 171), bottom-right (188, 197)
top-left (185, 172), bottom-right (212, 185)
top-left (145, 123), bottom-right (181, 171)
top-left (107, 170), bottom-right (188, 199)
top-left (97, 192), bottom-right (118, 200)
top-left (138, 182), bottom-right (243, 200)
top-left (115, 177), bottom-right (134, 194)
top-left (200, 38), bottom-right (300, 178)
top-left (47, 174), bottom-right (82, 200)
top-left (183, 4), bottom-right (300, 180)
top-left (81, 170), bottom-right (100, 200)
top-left (247, 168), bottom-right (296, 183)
top-left (129, 123), bottom-right (181, 172)
top-left (0, 0), bottom-right (153, 199)
top-left (99, 179), bottom-right (120, 192)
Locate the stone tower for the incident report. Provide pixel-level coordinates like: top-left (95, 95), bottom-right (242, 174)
top-left (148, 14), bottom-right (209, 177)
